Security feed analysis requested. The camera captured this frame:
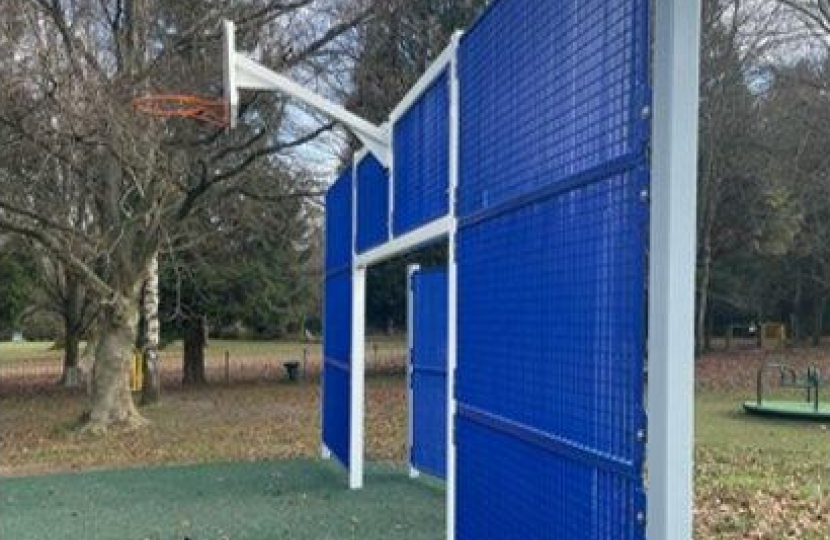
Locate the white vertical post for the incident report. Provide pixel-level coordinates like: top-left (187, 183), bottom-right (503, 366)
top-left (388, 121), bottom-right (396, 241)
top-left (350, 155), bottom-right (365, 491)
top-left (648, 0), bottom-right (700, 539)
top-left (407, 264), bottom-right (421, 479)
top-left (350, 265), bottom-right (366, 490)
top-left (446, 31), bottom-right (462, 540)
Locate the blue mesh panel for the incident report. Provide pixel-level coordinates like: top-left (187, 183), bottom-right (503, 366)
top-left (325, 168), bottom-right (353, 272)
top-left (322, 360), bottom-right (350, 466)
top-left (322, 270), bottom-right (352, 467)
top-left (356, 154), bottom-right (390, 253)
top-left (454, 0), bottom-right (650, 538)
top-left (323, 168), bottom-right (354, 468)
top-left (458, 0), bottom-right (650, 219)
top-left (456, 419), bottom-right (643, 540)
top-left (393, 71), bottom-right (450, 235)
top-left (324, 270), bottom-right (352, 363)
top-left (456, 174), bottom-right (648, 540)
top-left (457, 174), bottom-right (647, 458)
top-left (410, 268), bottom-right (448, 479)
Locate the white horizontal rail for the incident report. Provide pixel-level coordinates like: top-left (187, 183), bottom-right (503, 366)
top-left (355, 216), bottom-right (452, 268)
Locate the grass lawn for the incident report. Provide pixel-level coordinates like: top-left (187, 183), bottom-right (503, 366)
top-left (0, 459), bottom-right (445, 540)
top-left (0, 341), bottom-right (66, 363)
top-left (694, 391), bottom-right (828, 539)
top-left (0, 339), bottom-right (320, 365)
top-left (0, 337), bottom-right (406, 364)
top-left (1, 347), bottom-right (828, 538)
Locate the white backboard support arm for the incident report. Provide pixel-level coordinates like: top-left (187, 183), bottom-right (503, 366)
top-left (223, 20), bottom-right (390, 167)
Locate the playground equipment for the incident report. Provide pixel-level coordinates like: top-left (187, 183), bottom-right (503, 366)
top-left (744, 362), bottom-right (830, 420)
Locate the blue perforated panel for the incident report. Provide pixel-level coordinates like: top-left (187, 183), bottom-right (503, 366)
top-left (323, 168), bottom-right (353, 468)
top-left (393, 71), bottom-right (450, 235)
top-left (458, 0), bottom-right (650, 220)
top-left (356, 154), bottom-right (390, 253)
top-left (325, 169), bottom-right (354, 273)
top-left (455, 0), bottom-right (650, 538)
top-left (409, 268), bottom-right (448, 479)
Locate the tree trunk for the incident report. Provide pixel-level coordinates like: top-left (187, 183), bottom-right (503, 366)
top-left (696, 223), bottom-right (714, 355)
top-left (704, 308), bottom-right (713, 352)
top-left (84, 298), bottom-right (146, 434)
top-left (182, 316), bottom-right (206, 385)
top-left (61, 331), bottom-right (81, 387)
top-left (60, 273), bottom-right (83, 387)
top-left (141, 254), bottom-right (161, 404)
top-left (812, 296), bottom-right (824, 347)
top-left (792, 273), bottom-right (802, 343)
top-left (79, 329), bottom-right (97, 396)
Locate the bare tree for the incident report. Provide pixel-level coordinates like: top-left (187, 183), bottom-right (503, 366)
top-left (0, 0), bottom-right (366, 433)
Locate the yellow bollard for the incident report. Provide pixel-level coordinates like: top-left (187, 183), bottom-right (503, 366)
top-left (129, 350), bottom-right (144, 392)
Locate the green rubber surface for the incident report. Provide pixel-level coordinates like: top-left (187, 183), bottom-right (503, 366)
top-left (0, 459), bottom-right (444, 540)
top-left (743, 400), bottom-right (830, 421)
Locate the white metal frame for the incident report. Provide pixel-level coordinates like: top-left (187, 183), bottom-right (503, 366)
top-left (224, 0), bottom-right (700, 535)
top-left (389, 43), bottom-right (457, 125)
top-left (648, 1), bottom-right (700, 539)
top-left (349, 265), bottom-right (366, 490)
top-left (444, 31), bottom-right (462, 540)
top-left (349, 36), bottom-right (460, 502)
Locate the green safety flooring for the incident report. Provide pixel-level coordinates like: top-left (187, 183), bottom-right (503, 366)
top-left (0, 459), bottom-right (444, 540)
top-left (743, 400), bottom-right (830, 421)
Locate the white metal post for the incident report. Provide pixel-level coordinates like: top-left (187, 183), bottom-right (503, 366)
top-left (445, 31), bottom-right (462, 540)
top-left (350, 265), bottom-right (366, 490)
top-left (407, 264), bottom-right (421, 479)
top-left (350, 152), bottom-right (366, 491)
top-left (222, 21), bottom-right (238, 128)
top-left (388, 121), bottom-right (396, 242)
top-left (648, 1), bottom-right (700, 539)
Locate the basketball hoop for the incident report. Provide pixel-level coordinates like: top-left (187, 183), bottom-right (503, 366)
top-left (131, 94), bottom-right (228, 127)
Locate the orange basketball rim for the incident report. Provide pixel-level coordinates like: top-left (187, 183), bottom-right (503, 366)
top-left (131, 94), bottom-right (228, 127)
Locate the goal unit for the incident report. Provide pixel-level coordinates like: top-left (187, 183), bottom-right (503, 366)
top-left (135, 2), bottom-right (702, 539)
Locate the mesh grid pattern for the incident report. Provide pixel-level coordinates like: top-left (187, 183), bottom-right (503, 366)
top-left (457, 174), bottom-right (647, 459)
top-left (458, 0), bottom-right (650, 219)
top-left (456, 419), bottom-right (642, 540)
top-left (322, 359), bottom-right (350, 466)
top-left (325, 169), bottom-right (354, 272)
top-left (323, 169), bottom-right (354, 467)
top-left (356, 154), bottom-right (390, 253)
top-left (454, 0), bottom-right (650, 537)
top-left (393, 71), bottom-right (450, 235)
top-left (410, 268), bottom-right (448, 479)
